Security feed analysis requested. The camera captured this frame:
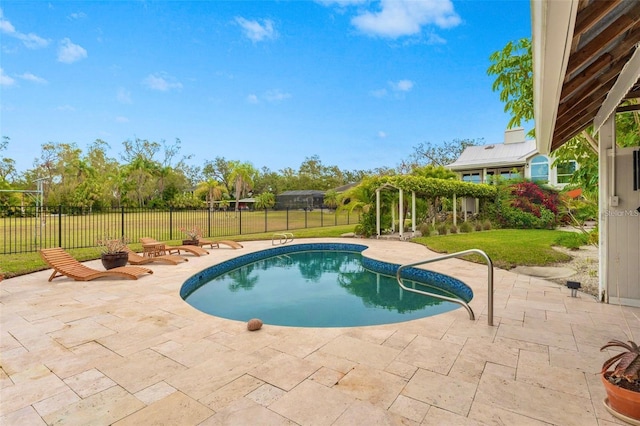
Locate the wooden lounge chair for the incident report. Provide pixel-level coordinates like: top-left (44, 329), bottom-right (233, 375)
top-left (198, 239), bottom-right (243, 249)
top-left (140, 237), bottom-right (209, 257)
top-left (39, 247), bottom-right (153, 282)
top-left (124, 246), bottom-right (188, 265)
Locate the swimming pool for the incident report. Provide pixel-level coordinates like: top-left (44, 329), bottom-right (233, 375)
top-left (181, 243), bottom-right (473, 327)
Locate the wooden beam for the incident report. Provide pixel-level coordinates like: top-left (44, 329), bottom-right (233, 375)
top-left (561, 53), bottom-right (613, 99)
top-left (617, 104), bottom-right (640, 113)
top-left (573, 0), bottom-right (621, 36)
top-left (566, 9), bottom-right (640, 75)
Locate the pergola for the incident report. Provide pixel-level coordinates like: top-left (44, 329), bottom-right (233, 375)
top-left (532, 0), bottom-right (640, 305)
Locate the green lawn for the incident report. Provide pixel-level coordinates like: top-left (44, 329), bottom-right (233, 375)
top-left (0, 225), bottom-right (357, 279)
top-left (1, 227), bottom-right (584, 279)
top-left (413, 229), bottom-right (576, 270)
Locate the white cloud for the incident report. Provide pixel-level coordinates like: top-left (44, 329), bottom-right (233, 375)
top-left (316, 0), bottom-right (367, 6)
top-left (350, 0), bottom-right (460, 38)
top-left (143, 73), bottom-right (183, 91)
top-left (58, 38), bottom-right (87, 63)
top-left (370, 88), bottom-right (387, 98)
top-left (371, 79), bottom-right (414, 99)
top-left (68, 12), bottom-right (87, 20)
top-left (115, 116), bottom-right (129, 123)
top-left (391, 79), bottom-right (414, 92)
top-left (264, 89), bottom-right (291, 102)
top-left (235, 17), bottom-right (277, 42)
top-left (19, 72), bottom-right (47, 84)
top-left (0, 8), bottom-right (50, 49)
top-left (247, 90), bottom-right (292, 104)
top-left (377, 131), bottom-right (387, 139)
top-left (117, 87), bottom-right (132, 103)
top-left (0, 68), bottom-right (15, 86)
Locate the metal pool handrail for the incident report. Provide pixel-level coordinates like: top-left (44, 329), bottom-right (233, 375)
top-left (272, 232), bottom-right (294, 245)
top-left (396, 249), bottom-right (494, 326)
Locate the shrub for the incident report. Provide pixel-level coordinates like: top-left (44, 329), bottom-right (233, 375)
top-left (460, 221), bottom-right (473, 233)
top-left (449, 224), bottom-right (458, 234)
top-left (483, 220), bottom-right (492, 230)
top-left (437, 224), bottom-right (448, 235)
top-left (555, 232), bottom-right (590, 249)
top-left (417, 223), bottom-right (431, 237)
top-left (475, 222), bottom-right (483, 231)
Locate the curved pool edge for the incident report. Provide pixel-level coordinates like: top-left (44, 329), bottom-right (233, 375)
top-left (180, 242), bottom-right (474, 304)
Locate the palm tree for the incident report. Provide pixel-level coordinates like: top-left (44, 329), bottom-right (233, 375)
top-left (196, 179), bottom-right (227, 211)
top-left (229, 162), bottom-right (257, 212)
top-left (254, 192), bottom-right (275, 210)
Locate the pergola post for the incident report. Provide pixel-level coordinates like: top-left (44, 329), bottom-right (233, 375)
top-left (391, 202), bottom-right (395, 233)
top-left (463, 197), bottom-right (468, 222)
top-left (376, 189), bottom-right (381, 238)
top-left (411, 191), bottom-right (416, 236)
top-left (399, 188), bottom-right (404, 239)
top-left (453, 193), bottom-right (457, 226)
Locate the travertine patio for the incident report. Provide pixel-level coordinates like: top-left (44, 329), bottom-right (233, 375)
top-left (1, 238), bottom-right (638, 425)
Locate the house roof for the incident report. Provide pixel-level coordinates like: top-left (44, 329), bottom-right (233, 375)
top-left (277, 190), bottom-right (325, 196)
top-left (447, 140), bottom-right (537, 171)
top-left (532, 0), bottom-right (640, 153)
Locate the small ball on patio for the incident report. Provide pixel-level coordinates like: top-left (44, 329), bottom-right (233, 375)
top-left (247, 318), bottom-right (263, 331)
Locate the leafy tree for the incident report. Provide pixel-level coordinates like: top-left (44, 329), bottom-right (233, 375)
top-left (323, 189), bottom-right (339, 210)
top-left (196, 179), bottom-right (227, 210)
top-left (405, 138), bottom-right (481, 168)
top-left (229, 161), bottom-right (257, 211)
top-left (202, 157), bottom-right (234, 195)
top-left (487, 37), bottom-right (533, 133)
top-left (254, 192), bottom-right (275, 210)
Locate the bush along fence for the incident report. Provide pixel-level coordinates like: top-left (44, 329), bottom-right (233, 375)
top-left (0, 205), bottom-right (358, 254)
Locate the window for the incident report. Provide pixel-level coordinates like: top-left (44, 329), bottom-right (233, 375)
top-left (530, 156), bottom-right (549, 182)
top-left (556, 160), bottom-right (577, 184)
top-left (462, 173), bottom-right (481, 183)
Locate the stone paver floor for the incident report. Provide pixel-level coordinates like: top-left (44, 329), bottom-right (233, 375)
top-left (1, 238), bottom-right (638, 425)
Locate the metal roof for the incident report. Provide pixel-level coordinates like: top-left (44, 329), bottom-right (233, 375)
top-left (277, 190), bottom-right (325, 196)
top-left (447, 140), bottom-right (537, 171)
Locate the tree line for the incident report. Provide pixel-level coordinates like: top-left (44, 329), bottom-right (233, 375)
top-left (0, 134), bottom-right (478, 211)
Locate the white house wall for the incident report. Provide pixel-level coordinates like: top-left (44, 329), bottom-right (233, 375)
top-left (606, 146), bottom-right (640, 307)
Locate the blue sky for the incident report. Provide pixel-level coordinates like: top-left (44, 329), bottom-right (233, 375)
top-left (1, 0), bottom-right (532, 175)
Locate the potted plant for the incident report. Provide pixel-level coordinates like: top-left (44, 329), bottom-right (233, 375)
top-left (180, 226), bottom-right (201, 246)
top-left (600, 339), bottom-right (640, 422)
top-left (97, 235), bottom-right (129, 270)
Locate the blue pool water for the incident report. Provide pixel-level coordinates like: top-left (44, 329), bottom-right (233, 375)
top-left (181, 243), bottom-right (473, 327)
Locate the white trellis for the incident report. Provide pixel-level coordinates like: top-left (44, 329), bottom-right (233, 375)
top-left (375, 183), bottom-right (416, 239)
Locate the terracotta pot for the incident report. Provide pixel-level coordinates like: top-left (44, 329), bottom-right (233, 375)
top-left (182, 239), bottom-right (199, 246)
top-left (101, 252), bottom-right (128, 270)
top-left (601, 372), bottom-right (640, 421)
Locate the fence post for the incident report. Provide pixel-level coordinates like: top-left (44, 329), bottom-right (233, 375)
top-left (286, 208), bottom-right (289, 230)
top-left (169, 207), bottom-right (173, 240)
top-left (120, 206), bottom-right (125, 238)
top-left (304, 209), bottom-right (308, 228)
top-left (208, 207), bottom-right (211, 238)
top-left (239, 209), bottom-right (242, 235)
top-left (58, 205), bottom-right (62, 248)
top-left (264, 208), bottom-right (267, 233)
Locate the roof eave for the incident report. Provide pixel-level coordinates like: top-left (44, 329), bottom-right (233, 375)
top-left (532, 0), bottom-right (579, 155)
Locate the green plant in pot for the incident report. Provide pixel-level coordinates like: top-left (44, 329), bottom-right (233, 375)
top-left (180, 226), bottom-right (202, 245)
top-left (97, 235), bottom-right (129, 270)
top-left (600, 339), bottom-right (640, 422)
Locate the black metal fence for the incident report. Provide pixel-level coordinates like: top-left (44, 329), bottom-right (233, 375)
top-left (0, 205), bottom-right (358, 254)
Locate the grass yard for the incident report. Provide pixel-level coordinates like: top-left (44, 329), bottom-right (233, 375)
top-left (0, 224), bottom-right (357, 278)
top-left (1, 227), bottom-right (587, 279)
top-left (412, 229), bottom-right (577, 270)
